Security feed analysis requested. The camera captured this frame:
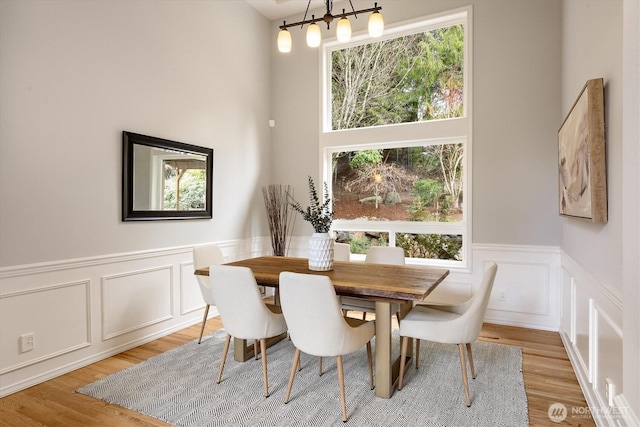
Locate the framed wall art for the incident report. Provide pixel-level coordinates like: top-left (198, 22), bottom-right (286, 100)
top-left (558, 78), bottom-right (607, 223)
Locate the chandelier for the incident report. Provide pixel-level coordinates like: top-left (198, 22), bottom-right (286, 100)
top-left (277, 0), bottom-right (383, 53)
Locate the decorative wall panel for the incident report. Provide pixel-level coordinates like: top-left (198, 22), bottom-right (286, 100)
top-left (102, 266), bottom-right (173, 340)
top-left (0, 280), bottom-right (90, 374)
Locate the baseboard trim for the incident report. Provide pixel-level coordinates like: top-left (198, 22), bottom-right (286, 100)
top-left (0, 313), bottom-right (214, 398)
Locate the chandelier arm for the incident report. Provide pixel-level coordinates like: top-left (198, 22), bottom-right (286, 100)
top-left (278, 5), bottom-right (382, 30)
top-left (336, 5), bottom-right (381, 19)
top-left (301, 0), bottom-right (312, 29)
top-left (347, 0), bottom-right (357, 18)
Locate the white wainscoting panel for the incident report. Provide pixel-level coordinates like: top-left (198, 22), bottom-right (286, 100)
top-left (423, 278), bottom-right (472, 304)
top-left (561, 274), bottom-right (574, 342)
top-left (0, 280), bottom-right (90, 374)
top-left (473, 244), bottom-right (561, 331)
top-left (560, 252), bottom-right (624, 427)
top-left (180, 261), bottom-right (206, 315)
top-left (487, 261), bottom-right (550, 315)
top-left (575, 283), bottom-right (592, 381)
top-left (593, 302), bottom-right (623, 404)
top-left (0, 241), bottom-right (246, 397)
top-left (101, 266), bottom-right (173, 340)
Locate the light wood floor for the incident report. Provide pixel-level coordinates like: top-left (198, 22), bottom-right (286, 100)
top-left (1, 312), bottom-right (594, 426)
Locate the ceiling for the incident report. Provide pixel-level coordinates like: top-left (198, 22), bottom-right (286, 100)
top-left (246, 0), bottom-right (348, 21)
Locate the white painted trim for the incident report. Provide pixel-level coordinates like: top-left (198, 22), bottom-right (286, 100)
top-left (0, 317), bottom-right (206, 398)
top-left (0, 279), bottom-right (92, 375)
top-left (0, 241), bottom-right (239, 398)
top-left (101, 265), bottom-right (174, 340)
top-left (0, 240), bottom-right (245, 279)
top-left (560, 250), bottom-right (627, 426)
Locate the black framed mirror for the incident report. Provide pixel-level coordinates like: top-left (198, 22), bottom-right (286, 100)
top-left (122, 131), bottom-right (213, 221)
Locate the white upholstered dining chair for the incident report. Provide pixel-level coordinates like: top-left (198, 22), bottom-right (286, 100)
top-left (397, 262), bottom-right (498, 407)
top-left (333, 242), bottom-right (351, 262)
top-left (209, 265), bottom-right (288, 397)
top-left (192, 244), bottom-right (225, 344)
top-left (340, 245), bottom-right (404, 322)
top-left (279, 271), bottom-right (375, 422)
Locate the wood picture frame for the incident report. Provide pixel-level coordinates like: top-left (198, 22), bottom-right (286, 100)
top-left (558, 78), bottom-right (607, 223)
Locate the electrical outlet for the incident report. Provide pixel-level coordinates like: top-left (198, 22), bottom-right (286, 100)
top-left (20, 333), bottom-right (35, 352)
top-left (605, 378), bottom-right (616, 407)
top-left (498, 291), bottom-right (507, 302)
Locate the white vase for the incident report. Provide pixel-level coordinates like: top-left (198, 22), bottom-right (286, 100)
top-left (308, 232), bottom-right (334, 271)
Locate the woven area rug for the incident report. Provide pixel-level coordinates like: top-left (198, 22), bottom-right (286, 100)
top-left (77, 330), bottom-right (528, 426)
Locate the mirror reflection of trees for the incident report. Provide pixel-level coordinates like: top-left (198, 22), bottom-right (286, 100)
top-left (163, 161), bottom-right (206, 211)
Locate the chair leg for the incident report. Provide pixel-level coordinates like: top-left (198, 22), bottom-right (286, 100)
top-left (318, 357), bottom-right (323, 376)
top-left (457, 344), bottom-right (472, 407)
top-left (260, 339), bottom-right (269, 397)
top-left (337, 355), bottom-right (348, 422)
top-left (198, 305), bottom-right (210, 344)
top-left (466, 343), bottom-right (476, 379)
top-left (217, 334), bottom-right (231, 384)
top-left (415, 339), bottom-right (421, 369)
top-left (361, 311), bottom-right (366, 320)
top-left (398, 336), bottom-right (409, 390)
top-left (285, 348), bottom-right (301, 403)
top-left (366, 341), bottom-right (374, 390)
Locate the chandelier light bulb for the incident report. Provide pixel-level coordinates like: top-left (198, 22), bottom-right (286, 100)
top-left (368, 10), bottom-right (384, 38)
top-left (277, 28), bottom-right (292, 53)
top-left (336, 16), bottom-right (351, 43)
top-left (306, 22), bottom-right (322, 47)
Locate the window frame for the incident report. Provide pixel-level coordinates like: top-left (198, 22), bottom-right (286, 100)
top-left (319, 6), bottom-right (473, 271)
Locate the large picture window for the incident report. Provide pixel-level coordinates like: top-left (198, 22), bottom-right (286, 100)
top-left (321, 7), bottom-right (471, 269)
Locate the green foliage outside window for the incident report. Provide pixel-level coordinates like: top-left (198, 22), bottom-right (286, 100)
top-left (331, 24), bottom-right (464, 130)
top-left (408, 179), bottom-right (443, 221)
top-left (396, 233), bottom-right (462, 261)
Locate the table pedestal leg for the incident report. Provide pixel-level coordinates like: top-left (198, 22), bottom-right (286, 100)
top-left (375, 301), bottom-right (392, 398)
top-left (374, 301), bottom-right (414, 398)
top-left (233, 333), bottom-right (287, 362)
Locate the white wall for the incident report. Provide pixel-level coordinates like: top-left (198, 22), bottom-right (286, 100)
top-left (560, 1), bottom-right (639, 425)
top-left (0, 0), bottom-right (274, 396)
top-left (621, 0), bottom-right (640, 420)
top-left (561, 0), bottom-right (623, 295)
top-left (0, 0), bottom-right (272, 267)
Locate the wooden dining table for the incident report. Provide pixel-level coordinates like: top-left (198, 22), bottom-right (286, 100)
top-left (195, 255), bottom-right (449, 398)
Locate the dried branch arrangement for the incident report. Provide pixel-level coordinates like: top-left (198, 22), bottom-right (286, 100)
top-left (262, 184), bottom-right (296, 256)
